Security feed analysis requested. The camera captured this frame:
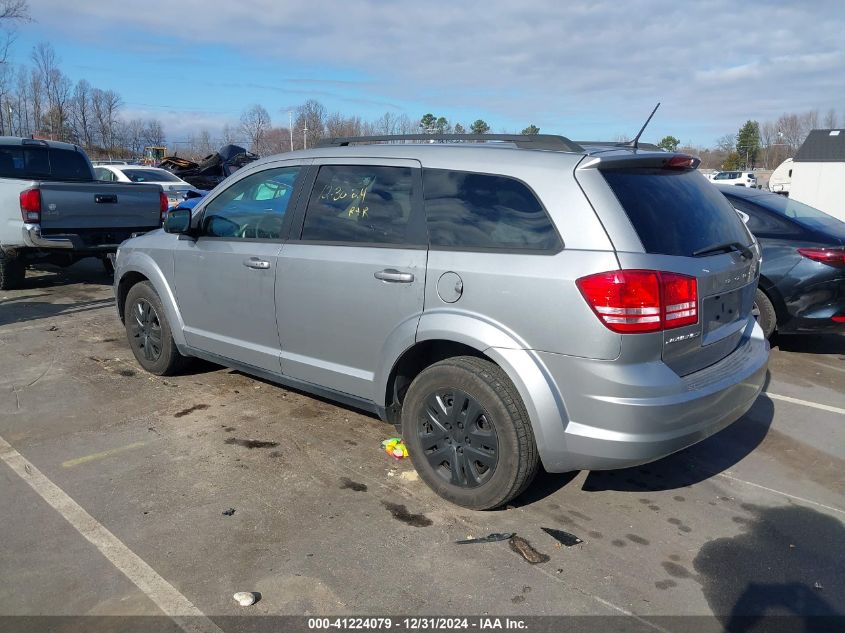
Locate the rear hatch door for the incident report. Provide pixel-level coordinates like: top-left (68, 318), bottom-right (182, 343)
top-left (594, 161), bottom-right (760, 375)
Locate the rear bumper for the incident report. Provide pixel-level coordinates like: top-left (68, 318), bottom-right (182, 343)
top-left (535, 319), bottom-right (769, 472)
top-left (22, 223), bottom-right (74, 249)
top-left (21, 223), bottom-right (153, 252)
top-left (778, 271), bottom-right (845, 334)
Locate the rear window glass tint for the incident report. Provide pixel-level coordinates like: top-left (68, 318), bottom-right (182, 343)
top-left (423, 169), bottom-right (559, 251)
top-left (0, 147), bottom-right (91, 181)
top-left (602, 168), bottom-right (750, 257)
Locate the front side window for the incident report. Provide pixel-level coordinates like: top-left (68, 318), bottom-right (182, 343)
top-left (301, 165), bottom-right (416, 245)
top-left (423, 169), bottom-right (560, 251)
top-left (201, 166), bottom-right (301, 239)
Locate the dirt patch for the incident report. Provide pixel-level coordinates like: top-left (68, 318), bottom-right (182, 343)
top-left (381, 502), bottom-right (432, 527)
top-left (224, 438), bottom-right (279, 449)
top-left (339, 477), bottom-right (367, 492)
top-left (174, 404), bottom-right (210, 418)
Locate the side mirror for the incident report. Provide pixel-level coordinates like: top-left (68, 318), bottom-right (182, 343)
top-left (164, 207), bottom-right (192, 234)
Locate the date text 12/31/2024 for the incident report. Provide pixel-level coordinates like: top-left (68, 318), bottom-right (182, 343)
top-left (307, 617), bottom-right (528, 630)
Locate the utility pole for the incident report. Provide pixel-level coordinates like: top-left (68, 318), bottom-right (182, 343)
top-left (303, 120), bottom-right (308, 150)
top-left (288, 110), bottom-right (293, 152)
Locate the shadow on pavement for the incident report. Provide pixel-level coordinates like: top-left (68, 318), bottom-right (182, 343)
top-left (694, 504), bottom-right (844, 628)
top-left (773, 333), bottom-right (845, 355)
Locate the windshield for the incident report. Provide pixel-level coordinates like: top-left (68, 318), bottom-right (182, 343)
top-left (602, 168), bottom-right (751, 257)
top-left (121, 168), bottom-right (182, 183)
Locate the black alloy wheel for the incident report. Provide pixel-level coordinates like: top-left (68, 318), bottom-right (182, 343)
top-left (130, 298), bottom-right (163, 362)
top-left (419, 388), bottom-right (499, 488)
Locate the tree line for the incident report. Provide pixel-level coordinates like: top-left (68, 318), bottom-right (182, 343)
top-left (666, 109), bottom-right (840, 171)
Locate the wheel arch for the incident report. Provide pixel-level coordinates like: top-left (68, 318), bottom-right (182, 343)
top-left (115, 252), bottom-right (186, 347)
top-left (380, 311), bottom-right (570, 471)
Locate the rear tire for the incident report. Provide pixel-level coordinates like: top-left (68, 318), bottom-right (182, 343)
top-left (0, 252), bottom-right (25, 290)
top-left (753, 289), bottom-right (777, 339)
top-left (401, 356), bottom-right (539, 510)
top-left (124, 281), bottom-right (191, 375)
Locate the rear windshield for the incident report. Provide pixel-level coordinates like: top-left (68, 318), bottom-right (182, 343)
top-left (0, 147), bottom-right (92, 181)
top-left (121, 168), bottom-right (181, 183)
top-left (602, 168), bottom-right (751, 257)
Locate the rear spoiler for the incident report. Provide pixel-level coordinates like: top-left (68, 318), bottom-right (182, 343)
top-left (578, 153), bottom-right (701, 170)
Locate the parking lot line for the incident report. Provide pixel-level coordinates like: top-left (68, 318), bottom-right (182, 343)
top-left (716, 471), bottom-right (845, 516)
top-left (765, 392), bottom-right (845, 416)
top-left (62, 441), bottom-right (148, 468)
top-left (0, 434), bottom-right (224, 633)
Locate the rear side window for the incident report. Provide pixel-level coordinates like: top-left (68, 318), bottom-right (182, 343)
top-left (0, 147), bottom-right (92, 181)
top-left (602, 168), bottom-right (751, 257)
top-left (725, 196), bottom-right (799, 236)
top-left (423, 169), bottom-right (559, 251)
top-left (301, 165), bottom-right (418, 245)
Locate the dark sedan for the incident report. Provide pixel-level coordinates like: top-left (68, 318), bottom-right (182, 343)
top-left (716, 185), bottom-right (845, 337)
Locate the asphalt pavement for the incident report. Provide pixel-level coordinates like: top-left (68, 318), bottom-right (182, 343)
top-left (1, 259), bottom-right (843, 631)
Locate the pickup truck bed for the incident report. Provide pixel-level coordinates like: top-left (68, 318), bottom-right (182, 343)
top-left (0, 137), bottom-right (166, 289)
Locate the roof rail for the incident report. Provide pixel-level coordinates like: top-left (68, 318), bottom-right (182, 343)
top-left (316, 134), bottom-right (584, 153)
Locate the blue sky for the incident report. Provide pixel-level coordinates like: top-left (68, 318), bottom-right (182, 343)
top-left (13, 0), bottom-right (845, 148)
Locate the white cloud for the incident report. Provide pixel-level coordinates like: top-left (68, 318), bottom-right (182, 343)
top-left (28, 0), bottom-right (845, 144)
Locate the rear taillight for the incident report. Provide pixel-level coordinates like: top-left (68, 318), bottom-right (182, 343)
top-left (797, 247), bottom-right (845, 267)
top-left (20, 188), bottom-right (41, 223)
top-left (159, 191), bottom-right (168, 224)
top-left (577, 270), bottom-right (698, 333)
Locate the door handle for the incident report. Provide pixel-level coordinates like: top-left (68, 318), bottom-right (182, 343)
top-left (374, 268), bottom-right (414, 283)
top-left (243, 257), bottom-right (271, 270)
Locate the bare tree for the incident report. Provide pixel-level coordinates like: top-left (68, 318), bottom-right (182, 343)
top-left (0, 0), bottom-right (29, 64)
top-left (221, 123), bottom-right (237, 145)
top-left (802, 109), bottom-right (819, 132)
top-left (195, 129), bottom-right (213, 157)
top-left (254, 127), bottom-right (292, 156)
top-left (91, 88), bottom-right (122, 150)
top-left (715, 133), bottom-right (735, 152)
top-left (142, 118), bottom-right (165, 147)
top-left (325, 111), bottom-right (362, 139)
top-left (239, 104), bottom-right (270, 151)
top-left (295, 99), bottom-right (326, 149)
top-left (824, 109), bottom-right (838, 129)
top-left (70, 79), bottom-right (95, 148)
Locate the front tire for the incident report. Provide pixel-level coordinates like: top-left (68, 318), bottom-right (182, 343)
top-left (401, 356), bottom-right (539, 510)
top-left (124, 281), bottom-right (190, 375)
top-left (752, 288), bottom-right (777, 339)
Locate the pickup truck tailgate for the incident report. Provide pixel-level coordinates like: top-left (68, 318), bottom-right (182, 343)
top-left (38, 182), bottom-right (162, 231)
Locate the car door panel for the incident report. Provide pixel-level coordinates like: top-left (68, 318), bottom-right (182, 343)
top-left (172, 161), bottom-right (308, 374)
top-left (276, 159), bottom-right (426, 402)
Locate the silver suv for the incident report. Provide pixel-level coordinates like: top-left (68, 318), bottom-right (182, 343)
top-left (113, 134), bottom-right (769, 510)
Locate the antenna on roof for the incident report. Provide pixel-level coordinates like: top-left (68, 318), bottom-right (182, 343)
top-left (626, 102), bottom-right (660, 150)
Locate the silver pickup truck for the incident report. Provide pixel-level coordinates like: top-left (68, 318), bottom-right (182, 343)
top-left (0, 137), bottom-right (166, 289)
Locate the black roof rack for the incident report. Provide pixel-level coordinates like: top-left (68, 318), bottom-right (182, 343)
top-left (317, 134), bottom-right (584, 153)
